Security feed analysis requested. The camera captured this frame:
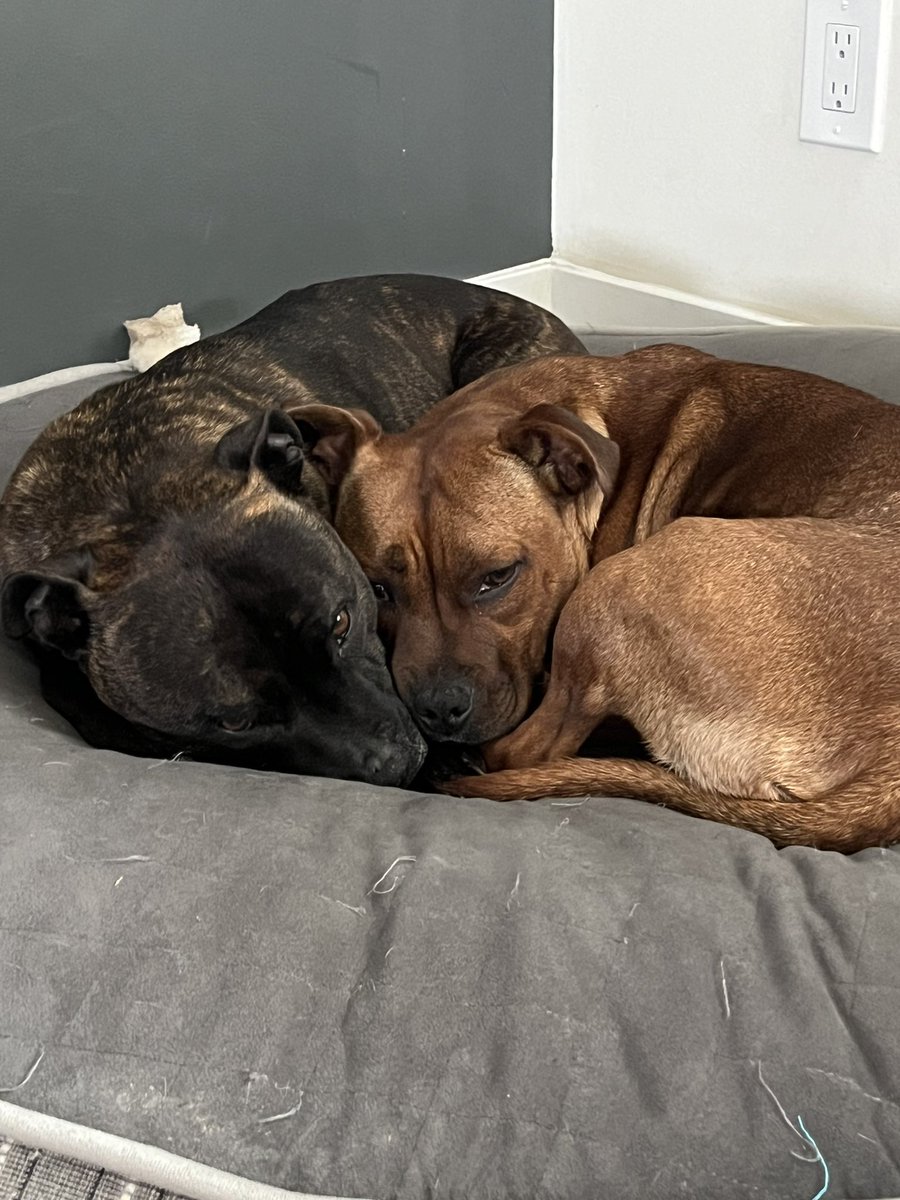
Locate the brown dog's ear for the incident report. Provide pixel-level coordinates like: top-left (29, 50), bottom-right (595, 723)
top-left (287, 404), bottom-right (382, 488)
top-left (499, 403), bottom-right (620, 503)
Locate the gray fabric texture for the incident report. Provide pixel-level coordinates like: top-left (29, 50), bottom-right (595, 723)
top-left (2, 333), bottom-right (900, 1200)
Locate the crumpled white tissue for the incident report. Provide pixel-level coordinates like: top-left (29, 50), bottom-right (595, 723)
top-left (123, 303), bottom-right (200, 372)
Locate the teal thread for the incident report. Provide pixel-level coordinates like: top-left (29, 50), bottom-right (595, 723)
top-left (796, 1115), bottom-right (829, 1200)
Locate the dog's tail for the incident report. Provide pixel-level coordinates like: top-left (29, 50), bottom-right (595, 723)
top-left (443, 758), bottom-right (900, 853)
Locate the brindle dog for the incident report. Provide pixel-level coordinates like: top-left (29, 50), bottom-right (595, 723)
top-left (0, 274), bottom-right (584, 786)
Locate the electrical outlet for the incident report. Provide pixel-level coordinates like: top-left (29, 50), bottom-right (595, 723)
top-left (822, 23), bottom-right (860, 111)
top-left (800, 0), bottom-right (893, 151)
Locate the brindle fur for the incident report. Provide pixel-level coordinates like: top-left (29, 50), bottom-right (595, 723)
top-left (0, 275), bottom-right (584, 785)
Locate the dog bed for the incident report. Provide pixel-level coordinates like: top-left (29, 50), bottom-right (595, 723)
top-left (2, 329), bottom-right (900, 1200)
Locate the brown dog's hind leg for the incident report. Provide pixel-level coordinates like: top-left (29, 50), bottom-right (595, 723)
top-left (441, 757), bottom-right (900, 853)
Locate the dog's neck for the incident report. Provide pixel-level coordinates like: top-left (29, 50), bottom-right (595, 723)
top-left (571, 376), bottom-right (696, 563)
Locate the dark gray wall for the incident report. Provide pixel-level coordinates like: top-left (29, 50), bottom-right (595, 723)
top-left (1, 1), bottom-right (554, 385)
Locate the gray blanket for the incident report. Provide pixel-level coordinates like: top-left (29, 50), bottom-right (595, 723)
top-left (2, 332), bottom-right (900, 1200)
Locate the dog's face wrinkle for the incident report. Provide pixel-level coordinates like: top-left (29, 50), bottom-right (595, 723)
top-left (81, 505), bottom-right (410, 775)
top-left (337, 433), bottom-right (590, 743)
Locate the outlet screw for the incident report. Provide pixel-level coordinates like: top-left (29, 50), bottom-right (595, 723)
top-left (833, 124), bottom-right (842, 133)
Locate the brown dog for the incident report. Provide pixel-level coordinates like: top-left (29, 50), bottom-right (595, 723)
top-left (298, 345), bottom-right (900, 850)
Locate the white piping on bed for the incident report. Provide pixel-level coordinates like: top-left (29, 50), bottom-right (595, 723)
top-left (0, 1100), bottom-right (361, 1200)
top-left (0, 362), bottom-right (133, 405)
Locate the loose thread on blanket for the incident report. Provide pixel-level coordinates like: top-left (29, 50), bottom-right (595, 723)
top-left (369, 855), bottom-right (416, 895)
top-left (319, 894), bottom-right (366, 918)
top-left (796, 1115), bottom-right (829, 1200)
top-left (719, 958), bottom-right (731, 1018)
top-left (146, 751), bottom-right (187, 770)
top-left (0, 1044), bottom-right (45, 1093)
top-left (757, 1063), bottom-right (830, 1198)
top-left (757, 1062), bottom-right (803, 1139)
top-left (758, 1070), bottom-right (819, 1161)
top-left (258, 1092), bottom-right (304, 1125)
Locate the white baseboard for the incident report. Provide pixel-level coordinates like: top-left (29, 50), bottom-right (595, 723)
top-left (466, 259), bottom-right (556, 310)
top-left (3, 265), bottom-right (799, 401)
top-left (468, 257), bottom-right (800, 330)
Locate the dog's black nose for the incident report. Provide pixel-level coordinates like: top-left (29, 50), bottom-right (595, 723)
top-left (361, 734), bottom-right (427, 789)
top-left (411, 682), bottom-right (474, 739)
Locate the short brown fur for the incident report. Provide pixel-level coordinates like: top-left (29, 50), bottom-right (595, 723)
top-left (328, 346), bottom-right (900, 851)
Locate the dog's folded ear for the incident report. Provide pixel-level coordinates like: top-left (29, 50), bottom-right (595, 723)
top-left (286, 404), bottom-right (382, 487)
top-left (214, 409), bottom-right (306, 493)
top-left (499, 403), bottom-right (620, 500)
top-left (2, 568), bottom-right (93, 659)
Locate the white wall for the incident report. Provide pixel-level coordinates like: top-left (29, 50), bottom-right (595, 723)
top-left (553, 1), bottom-right (900, 325)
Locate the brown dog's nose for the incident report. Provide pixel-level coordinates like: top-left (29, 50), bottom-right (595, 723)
top-left (411, 682), bottom-right (474, 740)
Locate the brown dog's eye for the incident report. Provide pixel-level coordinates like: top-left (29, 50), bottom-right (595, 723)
top-left (332, 607), bottom-right (352, 645)
top-left (371, 582), bottom-right (392, 603)
top-left (219, 716), bottom-right (255, 734)
top-left (477, 563), bottom-right (521, 598)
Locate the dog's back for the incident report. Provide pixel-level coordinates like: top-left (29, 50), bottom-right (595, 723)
top-left (0, 274), bottom-right (584, 584)
top-left (223, 274), bottom-right (585, 431)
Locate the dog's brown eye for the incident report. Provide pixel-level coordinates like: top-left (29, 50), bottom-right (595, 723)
top-left (332, 607), bottom-right (351, 644)
top-left (219, 716), bottom-right (254, 733)
top-left (477, 563), bottom-right (521, 597)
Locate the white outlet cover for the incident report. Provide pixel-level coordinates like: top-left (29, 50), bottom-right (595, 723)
top-left (822, 23), bottom-right (860, 111)
top-left (800, 0), bottom-right (893, 151)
